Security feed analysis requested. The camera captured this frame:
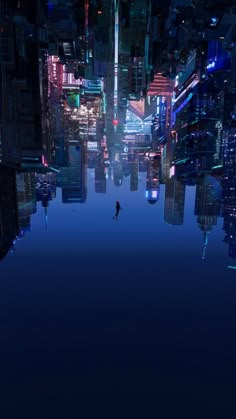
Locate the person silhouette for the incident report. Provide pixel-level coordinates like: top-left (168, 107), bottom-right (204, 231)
top-left (113, 201), bottom-right (121, 220)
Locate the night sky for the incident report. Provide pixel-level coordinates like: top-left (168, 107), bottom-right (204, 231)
top-left (0, 173), bottom-right (235, 418)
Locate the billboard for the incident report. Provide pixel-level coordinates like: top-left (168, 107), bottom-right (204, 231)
top-left (207, 40), bottom-right (231, 73)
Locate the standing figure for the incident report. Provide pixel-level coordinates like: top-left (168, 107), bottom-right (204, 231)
top-left (113, 201), bottom-right (121, 220)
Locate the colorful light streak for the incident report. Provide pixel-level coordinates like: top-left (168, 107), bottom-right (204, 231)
top-left (173, 92), bottom-right (193, 116)
top-left (173, 76), bottom-right (199, 105)
top-left (113, 0), bottom-right (119, 123)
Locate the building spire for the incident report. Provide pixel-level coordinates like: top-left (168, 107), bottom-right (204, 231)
top-left (202, 231), bottom-right (208, 260)
top-left (45, 206), bottom-right (48, 230)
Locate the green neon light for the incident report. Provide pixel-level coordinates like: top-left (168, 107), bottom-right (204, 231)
top-left (175, 158), bottom-right (189, 165)
top-left (189, 120), bottom-right (198, 126)
top-left (76, 94), bottom-right (80, 107)
top-left (84, 89), bottom-right (101, 94)
top-left (49, 166), bottom-right (60, 173)
top-left (212, 164), bottom-right (223, 169)
top-left (228, 265), bottom-right (236, 270)
top-left (23, 157), bottom-right (41, 161)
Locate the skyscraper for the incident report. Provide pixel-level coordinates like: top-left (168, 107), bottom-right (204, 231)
top-left (146, 152), bottom-right (161, 204)
top-left (16, 172), bottom-right (37, 220)
top-left (194, 174), bottom-right (222, 258)
top-left (56, 144), bottom-right (87, 203)
top-left (0, 166), bottom-right (18, 262)
top-left (130, 157), bottom-right (139, 192)
top-left (36, 173), bottom-right (57, 229)
top-left (113, 161), bottom-right (123, 187)
top-left (222, 129), bottom-right (236, 260)
top-left (95, 157), bottom-right (106, 194)
top-left (164, 178), bottom-right (186, 225)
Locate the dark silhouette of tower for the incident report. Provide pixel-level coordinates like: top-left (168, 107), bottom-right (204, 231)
top-left (222, 128), bottom-right (236, 263)
top-left (95, 157), bottom-right (106, 193)
top-left (130, 157), bottom-right (139, 192)
top-left (113, 161), bottom-right (123, 187)
top-left (36, 173), bottom-right (56, 230)
top-left (16, 172), bottom-right (37, 224)
top-left (0, 166), bottom-right (18, 262)
top-left (194, 175), bottom-right (222, 259)
top-left (146, 151), bottom-right (161, 205)
top-left (164, 178), bottom-right (186, 225)
top-left (56, 144), bottom-right (87, 203)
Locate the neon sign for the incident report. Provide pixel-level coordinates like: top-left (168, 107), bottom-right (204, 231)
top-left (207, 61), bottom-right (215, 70)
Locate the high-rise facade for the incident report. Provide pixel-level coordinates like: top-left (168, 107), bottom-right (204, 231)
top-left (164, 178), bottom-right (185, 225)
top-left (0, 166), bottom-right (18, 261)
top-left (56, 144), bottom-right (87, 203)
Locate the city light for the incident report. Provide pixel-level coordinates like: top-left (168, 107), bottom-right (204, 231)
top-left (1, 0), bottom-right (236, 274)
top-left (173, 92), bottom-right (193, 115)
top-left (113, 0), bottom-right (119, 121)
top-left (207, 61), bottom-right (216, 70)
top-left (173, 76), bottom-right (199, 104)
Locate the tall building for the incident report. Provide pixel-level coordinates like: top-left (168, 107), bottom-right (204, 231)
top-left (92, 0), bottom-right (111, 77)
top-left (0, 1), bottom-right (50, 168)
top-left (222, 128), bottom-right (236, 261)
top-left (172, 41), bottom-right (229, 176)
top-left (0, 1), bottom-right (19, 166)
top-left (0, 166), bottom-right (18, 262)
top-left (147, 73), bottom-right (174, 178)
top-left (164, 178), bottom-right (186, 225)
top-left (35, 173), bottom-right (57, 229)
top-left (113, 161), bottom-right (123, 187)
top-left (47, 55), bottom-right (64, 167)
top-left (194, 174), bottom-right (222, 258)
top-left (117, 0), bottom-right (151, 104)
top-left (56, 144), bottom-right (87, 203)
top-left (105, 0), bottom-right (151, 148)
top-left (130, 157), bottom-right (139, 192)
top-left (146, 151), bottom-right (161, 204)
top-left (95, 157), bottom-right (106, 193)
top-left (62, 65), bottom-right (81, 143)
top-left (16, 172), bottom-right (37, 219)
top-left (48, 55), bottom-right (64, 101)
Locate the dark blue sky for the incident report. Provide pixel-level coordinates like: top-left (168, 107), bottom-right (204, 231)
top-left (0, 172), bottom-right (235, 418)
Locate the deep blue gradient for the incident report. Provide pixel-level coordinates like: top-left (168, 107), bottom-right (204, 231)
top-left (0, 172), bottom-right (236, 418)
